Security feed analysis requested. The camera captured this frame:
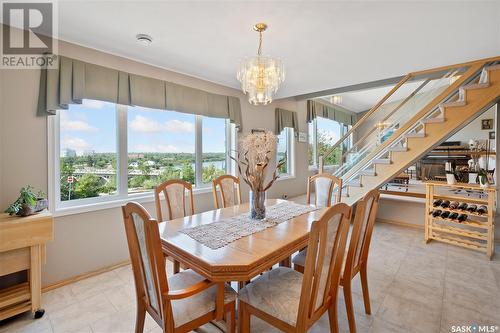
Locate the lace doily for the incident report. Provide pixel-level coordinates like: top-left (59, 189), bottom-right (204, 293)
top-left (180, 202), bottom-right (318, 250)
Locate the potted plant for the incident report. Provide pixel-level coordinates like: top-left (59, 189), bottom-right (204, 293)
top-left (231, 131), bottom-right (286, 219)
top-left (5, 186), bottom-right (48, 216)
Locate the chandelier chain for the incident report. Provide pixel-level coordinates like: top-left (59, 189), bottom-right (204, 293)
top-left (257, 30), bottom-right (263, 56)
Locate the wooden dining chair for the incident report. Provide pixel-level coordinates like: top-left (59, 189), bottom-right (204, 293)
top-left (122, 202), bottom-right (236, 333)
top-left (212, 175), bottom-right (242, 209)
top-left (292, 173), bottom-right (342, 272)
top-left (306, 173), bottom-right (342, 207)
top-left (238, 203), bottom-right (352, 333)
top-left (340, 189), bottom-right (380, 333)
top-left (154, 179), bottom-right (194, 274)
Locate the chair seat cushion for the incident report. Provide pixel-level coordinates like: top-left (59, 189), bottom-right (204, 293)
top-left (238, 267), bottom-right (303, 326)
top-left (168, 269), bottom-right (236, 328)
top-left (291, 249), bottom-right (307, 267)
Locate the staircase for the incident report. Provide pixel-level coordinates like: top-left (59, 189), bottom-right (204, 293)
top-left (317, 57), bottom-right (500, 206)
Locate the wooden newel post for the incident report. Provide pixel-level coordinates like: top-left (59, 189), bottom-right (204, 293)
top-left (318, 155), bottom-right (324, 174)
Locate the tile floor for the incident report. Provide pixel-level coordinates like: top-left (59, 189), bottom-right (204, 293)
top-left (1, 222), bottom-right (499, 333)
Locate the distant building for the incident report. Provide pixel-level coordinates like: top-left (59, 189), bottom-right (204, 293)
top-left (83, 150), bottom-right (96, 156)
top-left (128, 153), bottom-right (145, 159)
top-left (64, 148), bottom-right (77, 157)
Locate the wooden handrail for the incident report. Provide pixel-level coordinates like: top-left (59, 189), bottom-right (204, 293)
top-left (318, 55), bottom-right (500, 170)
top-left (321, 74), bottom-right (412, 162)
top-left (337, 61), bottom-right (485, 182)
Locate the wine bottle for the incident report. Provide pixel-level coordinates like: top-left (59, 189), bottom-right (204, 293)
top-left (440, 200), bottom-right (451, 208)
top-left (449, 212), bottom-right (459, 220)
top-left (477, 205), bottom-right (488, 215)
top-left (440, 211), bottom-right (451, 219)
top-left (458, 202), bottom-right (468, 210)
top-left (466, 204), bottom-right (477, 213)
top-left (433, 199), bottom-right (443, 207)
top-left (449, 201), bottom-right (459, 210)
top-left (431, 209), bottom-right (442, 217)
top-left (457, 214), bottom-right (468, 222)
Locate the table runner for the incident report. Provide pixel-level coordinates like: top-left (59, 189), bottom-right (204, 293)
top-left (180, 201), bottom-right (318, 250)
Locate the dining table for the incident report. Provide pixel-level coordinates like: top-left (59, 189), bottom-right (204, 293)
top-left (158, 199), bottom-right (325, 283)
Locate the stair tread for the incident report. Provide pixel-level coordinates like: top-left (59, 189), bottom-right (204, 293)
top-left (485, 64), bottom-right (500, 71)
top-left (405, 132), bottom-right (425, 138)
top-left (422, 117), bottom-right (445, 124)
top-left (463, 82), bottom-right (490, 90)
top-left (373, 158), bottom-right (391, 164)
top-left (388, 146), bottom-right (408, 152)
top-left (359, 169), bottom-right (376, 176)
top-left (440, 100), bottom-right (466, 108)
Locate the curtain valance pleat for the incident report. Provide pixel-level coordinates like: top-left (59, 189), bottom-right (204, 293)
top-left (306, 100), bottom-right (356, 126)
top-left (275, 108), bottom-right (298, 135)
top-left (38, 56), bottom-right (242, 130)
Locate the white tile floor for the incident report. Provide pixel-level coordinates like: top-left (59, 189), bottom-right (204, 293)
top-left (1, 223), bottom-right (499, 333)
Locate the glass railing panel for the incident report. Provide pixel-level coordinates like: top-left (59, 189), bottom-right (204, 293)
top-left (330, 65), bottom-right (473, 179)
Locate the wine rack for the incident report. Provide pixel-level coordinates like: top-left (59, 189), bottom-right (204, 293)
top-left (425, 181), bottom-right (496, 259)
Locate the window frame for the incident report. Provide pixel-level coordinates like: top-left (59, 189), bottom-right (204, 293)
top-left (276, 127), bottom-right (294, 178)
top-left (48, 103), bottom-right (235, 216)
top-left (308, 117), bottom-right (349, 170)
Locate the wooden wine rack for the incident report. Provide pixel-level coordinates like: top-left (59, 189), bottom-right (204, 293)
top-left (424, 181), bottom-right (496, 259)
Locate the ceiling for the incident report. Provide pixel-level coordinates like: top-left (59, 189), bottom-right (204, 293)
top-left (13, 1), bottom-right (500, 98)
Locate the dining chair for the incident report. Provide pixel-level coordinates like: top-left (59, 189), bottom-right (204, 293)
top-left (340, 189), bottom-right (380, 333)
top-left (306, 173), bottom-right (342, 207)
top-left (238, 203), bottom-right (352, 333)
top-left (291, 173), bottom-right (342, 272)
top-left (122, 202), bottom-right (236, 333)
top-left (154, 179), bottom-right (194, 274)
top-left (212, 175), bottom-right (242, 209)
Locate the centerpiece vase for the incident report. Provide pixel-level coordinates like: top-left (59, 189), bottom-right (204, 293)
top-left (249, 190), bottom-right (266, 220)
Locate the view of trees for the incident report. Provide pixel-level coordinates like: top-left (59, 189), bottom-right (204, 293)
top-left (309, 130), bottom-right (343, 166)
top-left (60, 152), bottom-right (226, 201)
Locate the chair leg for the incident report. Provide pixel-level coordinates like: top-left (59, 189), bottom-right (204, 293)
top-left (238, 302), bottom-right (250, 333)
top-left (328, 302), bottom-right (339, 333)
top-left (360, 264), bottom-right (371, 315)
top-left (343, 281), bottom-right (357, 333)
top-left (293, 264), bottom-right (304, 273)
top-left (135, 302), bottom-right (146, 333)
top-left (173, 260), bottom-right (180, 274)
top-left (279, 256), bottom-right (291, 267)
top-left (228, 303), bottom-right (236, 333)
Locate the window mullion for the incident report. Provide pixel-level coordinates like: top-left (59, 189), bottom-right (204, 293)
top-left (195, 115), bottom-right (203, 187)
top-left (117, 105), bottom-right (128, 197)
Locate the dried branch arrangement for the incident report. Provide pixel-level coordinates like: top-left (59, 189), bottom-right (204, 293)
top-left (230, 130), bottom-right (286, 192)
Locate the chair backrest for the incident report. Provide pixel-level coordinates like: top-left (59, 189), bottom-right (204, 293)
top-left (307, 174), bottom-right (342, 207)
top-left (154, 179), bottom-right (194, 221)
top-left (296, 203), bottom-right (351, 329)
top-left (122, 202), bottom-right (170, 326)
top-left (212, 175), bottom-right (242, 209)
top-left (344, 189), bottom-right (380, 279)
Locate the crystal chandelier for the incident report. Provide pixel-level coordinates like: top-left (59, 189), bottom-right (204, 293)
top-left (237, 23), bottom-right (285, 105)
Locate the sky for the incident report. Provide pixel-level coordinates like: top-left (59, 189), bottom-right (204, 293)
top-left (60, 99), bottom-right (227, 155)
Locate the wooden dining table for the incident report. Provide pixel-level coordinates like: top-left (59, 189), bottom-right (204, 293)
top-left (158, 199), bottom-right (325, 282)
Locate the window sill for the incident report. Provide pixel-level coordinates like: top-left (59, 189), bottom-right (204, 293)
top-left (276, 174), bottom-right (296, 182)
top-left (52, 186), bottom-right (213, 218)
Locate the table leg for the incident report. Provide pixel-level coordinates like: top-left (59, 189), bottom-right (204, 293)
top-left (279, 256), bottom-right (291, 268)
top-left (30, 245), bottom-right (43, 318)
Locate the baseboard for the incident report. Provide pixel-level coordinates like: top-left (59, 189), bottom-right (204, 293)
top-left (42, 260), bottom-right (130, 293)
top-left (376, 218), bottom-right (424, 229)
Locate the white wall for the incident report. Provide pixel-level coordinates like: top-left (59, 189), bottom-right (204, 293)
top-left (0, 34), bottom-right (308, 286)
top-left (449, 106), bottom-right (496, 148)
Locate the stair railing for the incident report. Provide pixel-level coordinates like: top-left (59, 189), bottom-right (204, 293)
top-left (316, 56), bottom-right (500, 176)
